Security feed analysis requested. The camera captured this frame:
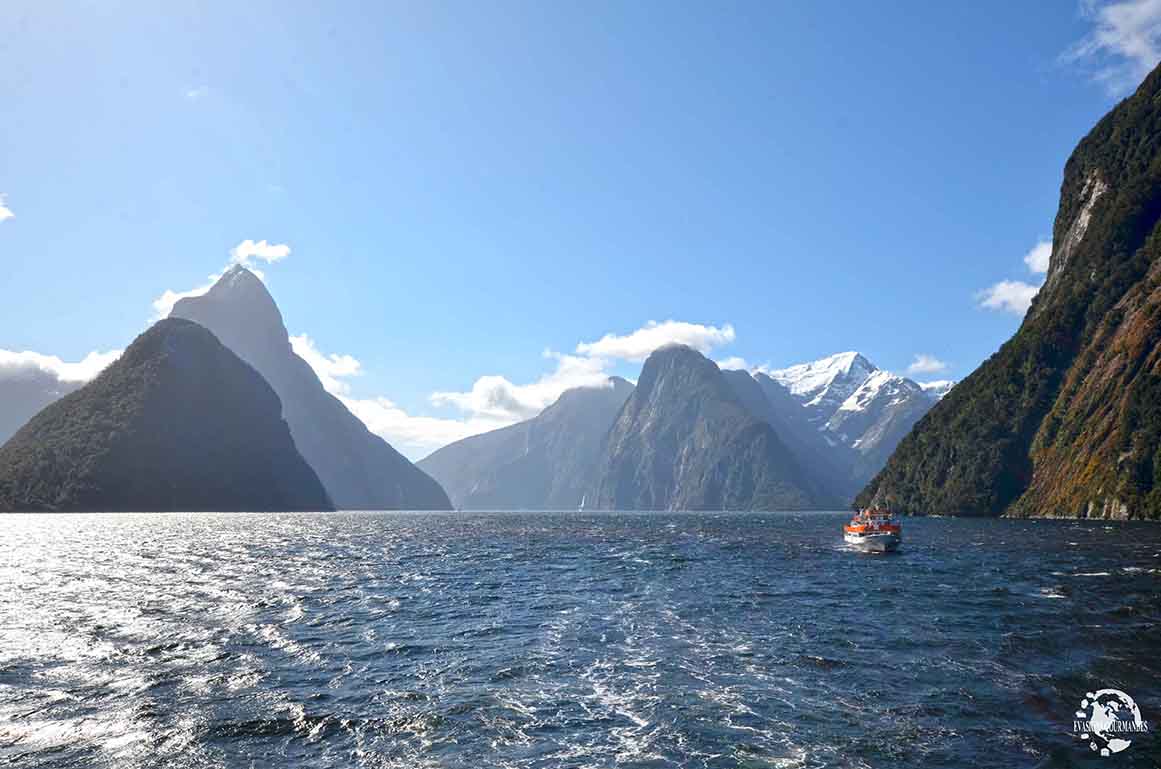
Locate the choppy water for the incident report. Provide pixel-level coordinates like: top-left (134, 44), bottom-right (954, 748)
top-left (2, 512), bottom-right (1160, 768)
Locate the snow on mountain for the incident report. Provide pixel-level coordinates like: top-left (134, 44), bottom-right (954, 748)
top-left (836, 370), bottom-right (923, 414)
top-left (766, 351), bottom-right (944, 464)
top-left (768, 352), bottom-right (878, 413)
top-left (746, 350), bottom-right (952, 498)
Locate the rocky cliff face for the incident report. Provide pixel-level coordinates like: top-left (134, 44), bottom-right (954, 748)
top-left (171, 266), bottom-right (451, 510)
top-left (0, 319), bottom-right (332, 512)
top-left (418, 377), bottom-right (634, 510)
top-left (860, 63), bottom-right (1161, 519)
top-left (589, 345), bottom-right (823, 511)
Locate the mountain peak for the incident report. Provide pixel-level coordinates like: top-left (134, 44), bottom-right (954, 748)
top-left (169, 263), bottom-right (451, 510)
top-left (171, 264), bottom-right (287, 346)
top-left (768, 350), bottom-right (878, 405)
top-left (209, 264), bottom-right (273, 299)
top-left (0, 318), bottom-right (332, 512)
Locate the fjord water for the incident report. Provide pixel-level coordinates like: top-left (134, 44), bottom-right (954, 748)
top-left (2, 513), bottom-right (1159, 768)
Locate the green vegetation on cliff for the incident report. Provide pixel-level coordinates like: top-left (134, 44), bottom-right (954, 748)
top-left (0, 319), bottom-right (332, 512)
top-left (859, 63), bottom-right (1161, 519)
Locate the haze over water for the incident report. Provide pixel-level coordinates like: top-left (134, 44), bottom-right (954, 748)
top-left (2, 512), bottom-right (1159, 768)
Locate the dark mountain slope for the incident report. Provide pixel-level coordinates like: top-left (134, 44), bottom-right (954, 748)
top-left (860, 63), bottom-right (1161, 519)
top-left (171, 266), bottom-right (450, 510)
top-left (723, 369), bottom-right (858, 502)
top-left (0, 319), bottom-right (331, 512)
top-left (590, 345), bottom-right (822, 511)
top-left (418, 378), bottom-right (634, 510)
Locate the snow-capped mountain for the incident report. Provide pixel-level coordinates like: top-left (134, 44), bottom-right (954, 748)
top-left (768, 351), bottom-right (878, 422)
top-left (751, 352), bottom-right (953, 493)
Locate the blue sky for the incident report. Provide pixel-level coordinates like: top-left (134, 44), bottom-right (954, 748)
top-left (3, 1), bottom-right (1160, 457)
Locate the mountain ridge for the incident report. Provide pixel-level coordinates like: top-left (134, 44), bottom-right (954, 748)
top-left (418, 377), bottom-right (634, 510)
top-left (589, 344), bottom-right (826, 510)
top-left (0, 318), bottom-right (332, 512)
top-left (171, 265), bottom-right (451, 510)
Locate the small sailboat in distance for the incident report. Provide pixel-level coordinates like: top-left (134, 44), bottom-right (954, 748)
top-left (578, 494), bottom-right (586, 513)
top-left (843, 508), bottom-right (901, 553)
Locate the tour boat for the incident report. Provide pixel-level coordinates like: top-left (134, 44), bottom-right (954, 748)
top-left (843, 508), bottom-right (901, 552)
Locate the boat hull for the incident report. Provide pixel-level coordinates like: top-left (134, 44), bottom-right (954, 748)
top-left (844, 531), bottom-right (900, 553)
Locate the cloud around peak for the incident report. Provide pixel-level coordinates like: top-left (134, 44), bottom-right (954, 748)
top-left (230, 239), bottom-right (290, 267)
top-left (0, 194), bottom-right (14, 222)
top-left (576, 320), bottom-right (736, 362)
top-left (151, 239), bottom-right (290, 319)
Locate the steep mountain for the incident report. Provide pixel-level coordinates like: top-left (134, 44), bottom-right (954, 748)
top-left (768, 352), bottom-right (879, 427)
top-left (860, 64), bottom-right (1161, 519)
top-left (418, 377), bottom-right (634, 509)
top-left (0, 319), bottom-right (331, 512)
top-left (748, 354), bottom-right (944, 492)
top-left (589, 345), bottom-right (825, 510)
top-left (171, 265), bottom-right (450, 510)
top-left (724, 369), bottom-right (861, 500)
top-left (828, 371), bottom-right (936, 483)
top-left (0, 368), bottom-right (83, 446)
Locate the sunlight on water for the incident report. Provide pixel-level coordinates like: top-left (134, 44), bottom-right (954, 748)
top-left (1, 512), bottom-right (1160, 768)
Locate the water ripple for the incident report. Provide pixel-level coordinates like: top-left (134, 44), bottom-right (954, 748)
top-left (1, 512), bottom-right (1160, 768)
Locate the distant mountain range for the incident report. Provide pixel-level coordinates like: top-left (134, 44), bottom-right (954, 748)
top-left (6, 67), bottom-right (1159, 520)
top-left (0, 272), bottom-right (948, 513)
top-left (0, 319), bottom-right (332, 512)
top-left (860, 62), bottom-right (1161, 520)
top-left (422, 346), bottom-right (946, 511)
top-left (419, 377), bottom-right (634, 510)
top-left (755, 352), bottom-right (948, 492)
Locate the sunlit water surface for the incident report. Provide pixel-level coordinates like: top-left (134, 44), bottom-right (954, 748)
top-left (2, 512), bottom-right (1160, 768)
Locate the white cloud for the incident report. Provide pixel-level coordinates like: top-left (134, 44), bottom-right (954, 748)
top-left (341, 396), bottom-right (510, 459)
top-left (230, 239), bottom-right (290, 266)
top-left (289, 334), bottom-right (362, 395)
top-left (286, 335), bottom-right (610, 459)
top-left (1023, 240), bottom-right (1053, 274)
top-left (920, 380), bottom-right (955, 399)
top-left (0, 349), bottom-right (121, 383)
top-left (184, 85), bottom-right (209, 101)
top-left (576, 320), bottom-right (736, 362)
top-left (907, 354), bottom-right (949, 375)
top-left (905, 355), bottom-right (952, 376)
top-left (716, 356), bottom-right (750, 371)
top-left (431, 351), bottom-right (611, 422)
top-left (976, 280), bottom-right (1041, 315)
top-left (977, 238), bottom-right (1055, 316)
top-left (0, 194), bottom-right (13, 222)
top-left (1065, 0), bottom-right (1161, 93)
